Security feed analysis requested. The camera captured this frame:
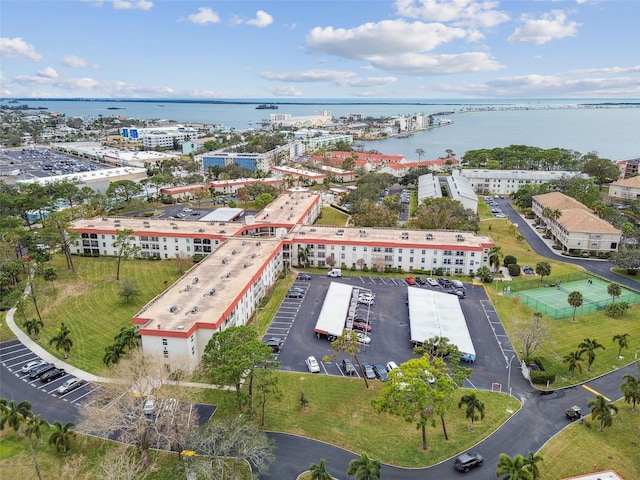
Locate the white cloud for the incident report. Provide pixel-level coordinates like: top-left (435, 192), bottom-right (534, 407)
top-left (245, 10), bottom-right (273, 28)
top-left (571, 65), bottom-right (640, 75)
top-left (111, 0), bottom-right (153, 10)
top-left (368, 51), bottom-right (503, 75)
top-left (394, 0), bottom-right (509, 28)
top-left (62, 54), bottom-right (91, 68)
top-left (508, 10), bottom-right (580, 45)
top-left (266, 85), bottom-right (303, 97)
top-left (260, 69), bottom-right (397, 88)
top-left (37, 67), bottom-right (58, 79)
top-left (0, 37), bottom-right (43, 61)
top-left (306, 20), bottom-right (469, 59)
top-left (187, 7), bottom-right (220, 25)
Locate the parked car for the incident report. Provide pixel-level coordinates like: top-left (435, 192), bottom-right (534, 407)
top-left (355, 332), bottom-right (371, 344)
top-left (352, 321), bottom-right (372, 332)
top-left (566, 405), bottom-right (582, 420)
top-left (415, 276), bottom-right (426, 285)
top-left (357, 292), bottom-right (375, 300)
top-left (143, 398), bottom-right (155, 415)
top-left (286, 290), bottom-right (304, 298)
top-left (298, 273), bottom-right (312, 281)
top-left (405, 277), bottom-right (417, 285)
top-left (448, 289), bottom-right (466, 298)
top-left (386, 361), bottom-right (399, 372)
top-left (341, 358), bottom-right (356, 376)
top-left (22, 359), bottom-right (47, 374)
top-left (56, 377), bottom-right (83, 394)
top-left (358, 297), bottom-right (374, 306)
top-left (306, 356), bottom-right (320, 373)
top-left (29, 363), bottom-right (54, 379)
top-left (264, 337), bottom-right (284, 352)
top-left (453, 452), bottom-right (484, 472)
top-left (426, 277), bottom-right (439, 287)
top-left (451, 279), bottom-right (465, 289)
top-left (373, 364), bottom-right (389, 381)
top-left (40, 367), bottom-right (66, 383)
top-left (438, 278), bottom-right (452, 288)
top-left (361, 363), bottom-right (376, 379)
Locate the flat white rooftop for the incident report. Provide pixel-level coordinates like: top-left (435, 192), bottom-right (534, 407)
top-left (407, 287), bottom-right (475, 359)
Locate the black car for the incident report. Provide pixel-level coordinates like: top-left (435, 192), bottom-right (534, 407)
top-left (29, 363), bottom-right (55, 379)
top-left (298, 273), bottom-right (312, 281)
top-left (415, 277), bottom-right (427, 286)
top-left (341, 358), bottom-right (356, 376)
top-left (264, 337), bottom-right (284, 353)
top-left (373, 364), bottom-right (388, 381)
top-left (438, 278), bottom-right (452, 288)
top-left (361, 363), bottom-right (376, 380)
top-left (40, 368), bottom-right (66, 383)
top-left (286, 290), bottom-right (304, 298)
top-left (453, 452), bottom-right (484, 472)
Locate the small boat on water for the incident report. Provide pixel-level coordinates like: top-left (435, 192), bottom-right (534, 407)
top-left (256, 104), bottom-right (278, 110)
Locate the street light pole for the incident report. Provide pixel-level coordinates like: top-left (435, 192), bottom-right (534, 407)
top-left (506, 354), bottom-right (516, 397)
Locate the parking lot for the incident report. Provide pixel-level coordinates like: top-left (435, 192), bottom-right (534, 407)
top-left (0, 147), bottom-right (107, 181)
top-left (266, 273), bottom-right (517, 390)
top-left (0, 339), bottom-right (217, 424)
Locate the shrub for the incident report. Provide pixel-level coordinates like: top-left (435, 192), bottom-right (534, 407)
top-left (530, 370), bottom-right (556, 385)
top-left (507, 263), bottom-right (521, 276)
top-left (503, 255), bottom-right (518, 266)
top-left (362, 265), bottom-right (369, 272)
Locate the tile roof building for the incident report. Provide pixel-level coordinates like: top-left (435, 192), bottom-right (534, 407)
top-left (608, 176), bottom-right (640, 202)
top-left (532, 192), bottom-right (621, 255)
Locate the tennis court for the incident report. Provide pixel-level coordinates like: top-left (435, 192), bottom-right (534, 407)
top-left (508, 276), bottom-right (640, 320)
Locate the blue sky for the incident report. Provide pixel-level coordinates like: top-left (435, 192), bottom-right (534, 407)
top-left (1, 0), bottom-right (639, 99)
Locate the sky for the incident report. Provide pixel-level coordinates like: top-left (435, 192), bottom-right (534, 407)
top-left (1, 0), bottom-right (639, 99)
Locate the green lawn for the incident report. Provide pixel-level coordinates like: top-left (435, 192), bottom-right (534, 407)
top-left (193, 372), bottom-right (520, 468)
top-left (16, 256), bottom-right (182, 373)
top-left (538, 401), bottom-right (640, 479)
top-left (315, 206), bottom-right (349, 226)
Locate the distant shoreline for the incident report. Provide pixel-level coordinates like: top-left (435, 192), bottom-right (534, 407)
top-left (2, 98), bottom-right (639, 108)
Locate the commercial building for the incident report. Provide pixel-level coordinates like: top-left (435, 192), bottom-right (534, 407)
top-left (532, 192), bottom-right (621, 254)
top-left (460, 169), bottom-right (587, 195)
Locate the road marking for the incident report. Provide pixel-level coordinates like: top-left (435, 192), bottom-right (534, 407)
top-left (582, 384), bottom-right (610, 401)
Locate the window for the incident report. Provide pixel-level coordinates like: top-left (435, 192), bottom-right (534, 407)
top-left (443, 250), bottom-right (452, 256)
top-left (398, 256), bottom-right (402, 262)
top-left (162, 339), bottom-right (168, 346)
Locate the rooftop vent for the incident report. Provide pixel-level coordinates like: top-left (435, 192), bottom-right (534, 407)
top-left (241, 241), bottom-right (247, 246)
top-left (192, 277), bottom-right (199, 284)
top-left (191, 306), bottom-right (199, 314)
top-left (198, 228), bottom-right (205, 232)
top-left (170, 305), bottom-right (178, 313)
top-left (184, 284), bottom-right (191, 291)
top-left (222, 258), bottom-right (228, 264)
top-left (232, 249), bottom-right (237, 255)
top-left (209, 288), bottom-right (216, 296)
top-left (426, 233), bottom-right (434, 240)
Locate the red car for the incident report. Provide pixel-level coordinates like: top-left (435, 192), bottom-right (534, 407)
top-left (405, 277), bottom-right (417, 285)
top-left (352, 321), bottom-right (372, 332)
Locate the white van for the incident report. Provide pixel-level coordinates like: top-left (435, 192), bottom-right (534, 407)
top-left (327, 268), bottom-right (342, 277)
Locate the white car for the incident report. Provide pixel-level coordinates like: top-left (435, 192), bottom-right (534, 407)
top-left (143, 398), bottom-right (155, 415)
top-left (426, 278), bottom-right (439, 287)
top-left (358, 298), bottom-right (375, 306)
top-left (358, 292), bottom-right (375, 301)
top-left (356, 332), bottom-right (371, 344)
top-left (21, 359), bottom-right (46, 373)
top-left (305, 356), bottom-right (320, 373)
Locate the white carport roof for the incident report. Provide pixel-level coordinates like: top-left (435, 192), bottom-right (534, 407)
top-left (407, 287), bottom-right (475, 359)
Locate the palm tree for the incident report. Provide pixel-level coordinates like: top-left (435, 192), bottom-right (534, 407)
top-left (48, 420), bottom-right (75, 453)
top-left (578, 338), bottom-right (605, 371)
top-left (587, 395), bottom-right (618, 432)
top-left (25, 414), bottom-right (49, 445)
top-left (0, 399), bottom-right (33, 435)
top-left (496, 453), bottom-right (534, 480)
top-left (114, 325), bottom-right (139, 350)
top-left (489, 246), bottom-right (503, 273)
top-left (535, 261), bottom-right (551, 283)
top-left (49, 322), bottom-right (73, 359)
top-left (309, 458), bottom-right (333, 480)
top-left (612, 333), bottom-right (630, 359)
top-left (297, 245), bottom-right (310, 267)
top-left (620, 374), bottom-right (640, 412)
top-left (607, 282), bottom-right (622, 303)
top-left (103, 342), bottom-right (125, 366)
top-left (415, 148), bottom-right (425, 161)
top-left (23, 318), bottom-right (44, 339)
top-left (563, 350), bottom-right (584, 376)
top-left (346, 452), bottom-right (381, 480)
top-left (458, 392), bottom-right (485, 429)
top-left (567, 291), bottom-right (583, 322)
top-left (523, 451), bottom-right (544, 480)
